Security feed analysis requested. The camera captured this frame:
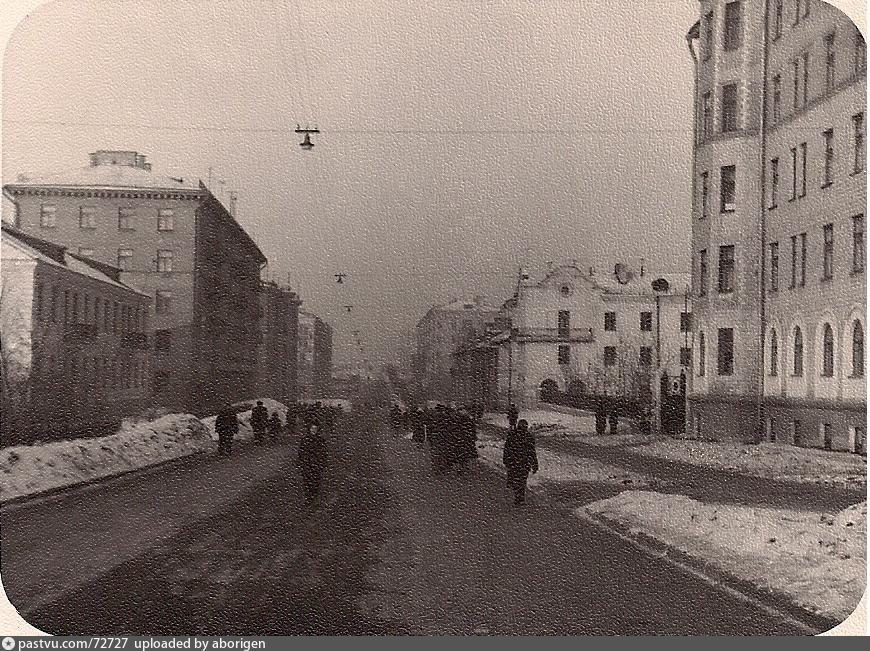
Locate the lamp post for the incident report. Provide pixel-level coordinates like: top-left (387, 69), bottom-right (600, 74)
top-left (651, 278), bottom-right (670, 434)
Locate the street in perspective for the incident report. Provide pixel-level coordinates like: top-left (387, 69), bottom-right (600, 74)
top-left (0, 0), bottom-right (866, 637)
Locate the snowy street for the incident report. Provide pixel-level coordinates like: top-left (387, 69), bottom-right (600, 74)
top-left (2, 410), bottom-right (815, 635)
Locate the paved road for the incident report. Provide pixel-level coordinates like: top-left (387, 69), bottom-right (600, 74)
top-left (3, 411), bottom-right (807, 635)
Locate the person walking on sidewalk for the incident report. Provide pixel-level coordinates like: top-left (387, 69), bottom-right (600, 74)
top-left (216, 405), bottom-right (239, 456)
top-left (297, 422), bottom-right (328, 505)
top-left (507, 403), bottom-right (519, 432)
top-left (503, 419), bottom-right (538, 506)
top-left (251, 400), bottom-right (268, 444)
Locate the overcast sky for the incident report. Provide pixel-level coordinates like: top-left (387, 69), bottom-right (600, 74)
top-left (2, 0), bottom-right (706, 365)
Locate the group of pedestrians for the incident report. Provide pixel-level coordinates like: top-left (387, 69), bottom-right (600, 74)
top-left (395, 403), bottom-right (482, 475)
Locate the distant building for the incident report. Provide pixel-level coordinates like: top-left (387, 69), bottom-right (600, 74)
top-left (1, 223), bottom-right (151, 441)
top-left (297, 311), bottom-right (333, 398)
top-left (257, 281), bottom-right (302, 405)
top-left (686, 0), bottom-right (866, 451)
top-left (3, 150), bottom-right (267, 414)
top-left (415, 295), bottom-right (500, 401)
top-left (457, 263), bottom-right (692, 412)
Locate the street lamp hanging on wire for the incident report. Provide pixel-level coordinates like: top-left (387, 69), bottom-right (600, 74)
top-left (296, 124), bottom-right (319, 150)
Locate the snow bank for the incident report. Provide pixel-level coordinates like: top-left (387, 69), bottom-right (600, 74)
top-left (581, 492), bottom-right (866, 621)
top-left (634, 440), bottom-right (866, 488)
top-left (0, 414), bottom-right (212, 503)
top-left (481, 409), bottom-right (635, 437)
top-left (201, 398), bottom-right (290, 441)
top-left (477, 439), bottom-right (649, 487)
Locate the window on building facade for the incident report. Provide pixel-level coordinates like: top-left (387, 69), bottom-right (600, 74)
top-left (699, 249), bottom-right (709, 296)
top-left (793, 53), bottom-right (809, 110)
top-left (700, 171), bottom-right (709, 218)
top-left (639, 346), bottom-right (652, 367)
top-left (721, 84), bottom-right (739, 132)
top-left (155, 330), bottom-right (172, 351)
top-left (825, 32), bottom-right (836, 92)
top-left (823, 223), bottom-right (834, 280)
top-left (790, 234), bottom-right (797, 288)
top-left (793, 0), bottom-right (802, 24)
top-left (853, 214), bottom-right (865, 273)
top-left (769, 157), bottom-right (779, 208)
top-left (78, 247), bottom-right (94, 258)
top-left (770, 328), bottom-right (779, 376)
top-left (157, 250), bottom-right (173, 273)
top-left (769, 241), bottom-right (779, 292)
top-left (118, 207), bottom-right (136, 230)
top-left (793, 326), bottom-right (804, 376)
top-left (856, 31), bottom-right (867, 75)
top-left (718, 245), bottom-right (735, 293)
top-left (702, 92), bottom-right (713, 139)
top-left (821, 128), bottom-right (835, 187)
top-left (156, 290), bottom-right (172, 314)
top-left (720, 165), bottom-right (736, 211)
top-left (800, 232), bottom-right (807, 286)
top-left (603, 346), bottom-right (617, 367)
top-left (772, 74), bottom-right (782, 122)
top-left (604, 312), bottom-right (616, 332)
top-left (853, 112), bottom-right (865, 174)
top-left (704, 11), bottom-right (714, 60)
top-left (94, 298), bottom-right (102, 332)
top-left (698, 332), bottom-right (706, 376)
top-left (680, 347), bottom-right (692, 368)
top-left (117, 248), bottom-right (133, 271)
top-left (558, 344), bottom-right (570, 365)
top-left (717, 328), bottom-right (734, 375)
top-left (772, 0), bottom-right (783, 40)
top-left (799, 142), bottom-right (807, 197)
top-left (681, 312), bottom-right (693, 332)
top-left (640, 312), bottom-right (653, 332)
top-left (557, 310), bottom-right (570, 338)
top-left (40, 204), bottom-right (56, 228)
top-left (35, 283), bottom-right (43, 321)
top-left (853, 321), bottom-right (865, 377)
top-left (113, 302), bottom-right (119, 333)
top-left (822, 323), bottom-right (835, 377)
top-left (50, 286), bottom-right (58, 322)
top-left (723, 2), bottom-right (741, 51)
top-left (790, 147), bottom-right (797, 200)
top-left (157, 209), bottom-right (174, 232)
top-left (79, 206), bottom-right (97, 230)
top-left (801, 51), bottom-right (809, 106)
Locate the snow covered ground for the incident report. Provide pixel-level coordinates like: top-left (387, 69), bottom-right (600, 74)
top-left (0, 414), bottom-right (213, 503)
top-left (482, 409), bottom-right (633, 437)
top-left (201, 398), bottom-right (290, 441)
top-left (581, 492), bottom-right (866, 622)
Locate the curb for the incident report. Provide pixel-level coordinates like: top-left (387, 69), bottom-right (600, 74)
top-left (576, 509), bottom-right (839, 635)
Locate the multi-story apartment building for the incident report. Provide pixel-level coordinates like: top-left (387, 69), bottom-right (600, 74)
top-left (257, 281), bottom-right (301, 404)
top-left (297, 311), bottom-right (333, 398)
top-left (1, 223), bottom-right (151, 442)
top-left (686, 0), bottom-right (865, 451)
top-left (415, 296), bottom-right (500, 401)
top-left (3, 150), bottom-right (266, 414)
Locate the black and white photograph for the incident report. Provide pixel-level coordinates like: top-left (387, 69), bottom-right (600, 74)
top-left (0, 0), bottom-right (866, 637)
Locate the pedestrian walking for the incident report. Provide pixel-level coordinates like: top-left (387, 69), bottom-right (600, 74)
top-left (507, 403), bottom-right (519, 432)
top-left (268, 412), bottom-right (283, 440)
top-left (502, 419), bottom-right (538, 506)
top-left (297, 422), bottom-right (328, 505)
top-left (215, 405), bottom-right (239, 456)
top-left (251, 400), bottom-right (268, 443)
top-left (595, 400), bottom-right (608, 436)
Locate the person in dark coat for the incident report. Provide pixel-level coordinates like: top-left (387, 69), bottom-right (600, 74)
top-left (297, 422), bottom-right (328, 504)
top-left (502, 419), bottom-right (538, 505)
top-left (507, 403), bottom-right (519, 432)
top-left (268, 412), bottom-right (283, 440)
top-left (215, 406), bottom-right (239, 456)
top-left (595, 400), bottom-right (608, 436)
top-left (251, 401), bottom-right (268, 443)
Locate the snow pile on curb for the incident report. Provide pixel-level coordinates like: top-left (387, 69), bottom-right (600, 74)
top-left (483, 410), bottom-right (594, 432)
top-left (0, 414), bottom-right (212, 503)
top-left (477, 439), bottom-right (649, 486)
top-left (580, 491), bottom-right (866, 621)
top-left (201, 398), bottom-right (290, 441)
top-left (634, 440), bottom-right (866, 487)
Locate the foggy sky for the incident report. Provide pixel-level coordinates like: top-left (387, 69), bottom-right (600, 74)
top-left (1, 0), bottom-right (703, 365)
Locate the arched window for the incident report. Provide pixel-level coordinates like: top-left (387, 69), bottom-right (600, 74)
top-left (793, 327), bottom-right (804, 376)
top-left (769, 329), bottom-right (778, 376)
top-left (698, 332), bottom-right (706, 377)
top-left (822, 323), bottom-right (834, 377)
top-left (852, 321), bottom-right (865, 378)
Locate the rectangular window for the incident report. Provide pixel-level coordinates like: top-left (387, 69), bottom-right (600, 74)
top-left (825, 32), bottom-right (836, 92)
top-left (790, 234), bottom-right (798, 288)
top-left (793, 53), bottom-right (809, 109)
top-left (853, 112), bottom-right (865, 174)
top-left (40, 204), bottom-right (56, 228)
top-left (680, 347), bottom-right (692, 368)
top-left (156, 290), bottom-right (173, 314)
top-left (702, 91), bottom-right (713, 139)
top-left (723, 2), bottom-right (742, 51)
top-left (792, 58), bottom-right (800, 109)
top-left (640, 312), bottom-right (653, 332)
top-left (155, 329), bottom-right (172, 351)
top-left (800, 232), bottom-right (807, 286)
top-left (721, 83), bottom-right (739, 132)
top-left (35, 283), bottom-right (43, 321)
top-left (94, 298), bottom-right (101, 332)
top-left (557, 310), bottom-right (570, 338)
top-left (50, 286), bottom-right (58, 322)
top-left (557, 344), bottom-right (570, 365)
top-left (104, 300), bottom-right (111, 333)
top-left (72, 292), bottom-right (79, 323)
top-left (79, 206), bottom-right (97, 230)
top-left (769, 242), bottom-right (779, 292)
top-left (853, 214), bottom-right (865, 273)
top-left (157, 209), bottom-right (174, 231)
top-left (698, 333), bottom-right (706, 376)
top-left (823, 423), bottom-right (833, 451)
top-left (699, 249), bottom-right (709, 296)
top-left (799, 142), bottom-right (807, 196)
top-left (772, 74), bottom-right (782, 122)
top-left (823, 129), bottom-right (834, 186)
top-left (603, 346), bottom-right (617, 367)
top-left (78, 247), bottom-right (95, 258)
top-left (720, 165), bottom-right (736, 212)
top-left (700, 171), bottom-right (709, 218)
top-left (703, 11), bottom-right (714, 60)
top-left (639, 347), bottom-right (653, 367)
top-left (717, 328), bottom-right (734, 376)
top-left (769, 157), bottom-right (779, 209)
top-left (157, 250), bottom-right (174, 273)
top-left (823, 223), bottom-right (834, 280)
top-left (681, 312), bottom-right (693, 333)
top-left (118, 207), bottom-right (136, 230)
top-left (856, 31), bottom-right (867, 75)
top-left (113, 302), bottom-right (119, 334)
top-left (718, 245), bottom-right (735, 293)
top-left (802, 51), bottom-right (809, 106)
top-left (117, 248), bottom-right (133, 271)
top-left (604, 312), bottom-right (616, 332)
top-left (790, 147), bottom-right (797, 200)
top-left (772, 0), bottom-right (783, 40)
top-left (793, 0), bottom-right (801, 24)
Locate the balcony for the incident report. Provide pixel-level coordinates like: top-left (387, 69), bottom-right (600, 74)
top-left (120, 332), bottom-right (149, 349)
top-left (514, 327), bottom-right (595, 343)
top-left (63, 322), bottom-right (98, 345)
